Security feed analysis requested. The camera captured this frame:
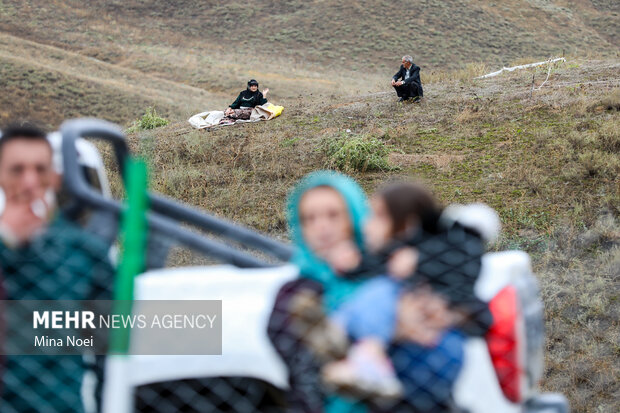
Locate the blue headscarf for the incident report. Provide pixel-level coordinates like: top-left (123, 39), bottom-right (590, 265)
top-left (287, 170), bottom-right (370, 412)
top-left (287, 170), bottom-right (369, 312)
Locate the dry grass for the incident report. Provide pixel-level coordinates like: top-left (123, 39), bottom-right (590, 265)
top-left (1, 0), bottom-right (617, 71)
top-left (538, 214), bottom-right (619, 412)
top-left (0, 2), bottom-right (619, 409)
top-left (112, 60), bottom-right (620, 411)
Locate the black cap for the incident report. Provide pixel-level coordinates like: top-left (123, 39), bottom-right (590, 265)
top-left (248, 79), bottom-right (259, 87)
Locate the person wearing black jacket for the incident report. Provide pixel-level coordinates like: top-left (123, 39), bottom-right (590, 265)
top-left (391, 55), bottom-right (423, 102)
top-left (224, 79), bottom-right (269, 117)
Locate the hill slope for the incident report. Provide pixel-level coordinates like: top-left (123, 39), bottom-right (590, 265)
top-left (1, 1), bottom-right (617, 127)
top-left (1, 0), bottom-right (618, 70)
top-left (0, 32), bottom-right (230, 128)
top-left (0, 2), bottom-right (618, 410)
top-left (125, 59), bottom-right (619, 412)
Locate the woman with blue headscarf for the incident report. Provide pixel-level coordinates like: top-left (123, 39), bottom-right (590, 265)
top-left (268, 171), bottom-right (371, 412)
top-left (268, 171), bottom-right (465, 413)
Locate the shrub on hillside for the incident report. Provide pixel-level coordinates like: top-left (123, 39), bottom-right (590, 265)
top-left (599, 89), bottom-right (620, 112)
top-left (578, 150), bottom-right (620, 178)
top-left (596, 120), bottom-right (620, 153)
top-left (323, 134), bottom-right (396, 173)
top-left (127, 107), bottom-right (169, 133)
top-left (561, 120), bottom-right (620, 180)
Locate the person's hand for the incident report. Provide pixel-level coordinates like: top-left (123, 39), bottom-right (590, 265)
top-left (263, 88), bottom-right (269, 95)
top-left (395, 289), bottom-right (454, 347)
top-left (225, 107), bottom-right (233, 116)
top-left (388, 247), bottom-right (418, 280)
top-left (0, 196), bottom-right (51, 244)
top-left (398, 81), bottom-right (404, 86)
top-left (391, 79), bottom-right (396, 86)
top-left (326, 240), bottom-right (361, 275)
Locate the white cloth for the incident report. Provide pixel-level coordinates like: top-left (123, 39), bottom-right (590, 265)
top-left (188, 104), bottom-right (281, 129)
top-left (187, 110), bottom-right (225, 129)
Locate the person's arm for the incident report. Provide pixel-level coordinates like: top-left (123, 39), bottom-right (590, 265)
top-left (341, 238), bottom-right (409, 280)
top-left (342, 251), bottom-right (387, 280)
top-left (393, 66), bottom-right (403, 82)
top-left (391, 66), bottom-right (404, 86)
top-left (258, 91), bottom-right (268, 105)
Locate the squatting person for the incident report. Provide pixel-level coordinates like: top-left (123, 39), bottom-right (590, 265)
top-left (391, 55), bottom-right (423, 102)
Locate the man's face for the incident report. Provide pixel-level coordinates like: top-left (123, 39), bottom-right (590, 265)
top-left (0, 138), bottom-right (58, 204)
top-left (402, 59), bottom-right (412, 69)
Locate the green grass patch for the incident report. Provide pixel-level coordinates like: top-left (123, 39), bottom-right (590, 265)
top-left (127, 107), bottom-right (170, 133)
top-left (322, 134), bottom-right (397, 173)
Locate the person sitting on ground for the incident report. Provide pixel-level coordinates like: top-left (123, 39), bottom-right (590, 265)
top-left (0, 123), bottom-right (114, 412)
top-left (391, 55), bottom-right (423, 102)
top-left (221, 79), bottom-right (269, 123)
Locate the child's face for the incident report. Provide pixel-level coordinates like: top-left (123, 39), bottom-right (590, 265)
top-left (364, 196), bottom-right (393, 252)
top-left (299, 186), bottom-right (354, 260)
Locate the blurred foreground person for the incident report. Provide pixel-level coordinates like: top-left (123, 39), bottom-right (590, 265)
top-left (0, 123), bottom-right (113, 412)
top-left (268, 171), bottom-right (370, 412)
top-left (269, 172), bottom-right (465, 413)
top-left (391, 55), bottom-right (423, 102)
top-left (326, 182), bottom-right (466, 412)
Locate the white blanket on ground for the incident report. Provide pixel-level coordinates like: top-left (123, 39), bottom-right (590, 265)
top-left (188, 104), bottom-right (283, 129)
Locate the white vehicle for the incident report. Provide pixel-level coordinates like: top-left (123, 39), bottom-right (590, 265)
top-left (48, 131), bottom-right (112, 198)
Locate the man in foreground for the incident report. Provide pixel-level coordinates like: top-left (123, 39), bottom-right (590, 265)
top-left (0, 123), bottom-right (114, 412)
top-left (391, 55), bottom-right (424, 102)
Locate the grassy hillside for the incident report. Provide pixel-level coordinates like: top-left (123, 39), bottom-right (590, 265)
top-left (1, 0), bottom-right (618, 70)
top-left (0, 32), bottom-right (224, 128)
top-left (0, 8), bottom-right (384, 128)
top-left (1, 0), bottom-right (617, 127)
top-left (1, 1), bottom-right (618, 411)
top-left (122, 59), bottom-right (619, 412)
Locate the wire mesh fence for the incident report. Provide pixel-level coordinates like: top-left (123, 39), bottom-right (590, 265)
top-left (0, 119), bottom-right (550, 412)
top-left (0, 214), bottom-right (115, 413)
top-left (0, 205), bottom-right (547, 413)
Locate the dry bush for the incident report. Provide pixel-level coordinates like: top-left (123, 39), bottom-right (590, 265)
top-left (578, 150), bottom-right (620, 179)
top-left (455, 105), bottom-right (484, 123)
top-left (322, 134), bottom-right (396, 173)
top-left (538, 213), bottom-right (620, 413)
top-left (595, 119), bottom-right (620, 153)
top-left (600, 89), bottom-right (620, 112)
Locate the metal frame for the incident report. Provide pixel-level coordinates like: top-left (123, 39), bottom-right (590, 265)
top-left (60, 118), bottom-right (293, 268)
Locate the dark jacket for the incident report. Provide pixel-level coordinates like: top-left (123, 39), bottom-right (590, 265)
top-left (0, 215), bottom-right (114, 412)
top-left (393, 64), bottom-right (422, 87)
top-left (267, 278), bottom-right (325, 412)
top-left (345, 219), bottom-right (492, 336)
top-left (405, 221), bottom-right (492, 336)
top-left (229, 89), bottom-right (268, 109)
